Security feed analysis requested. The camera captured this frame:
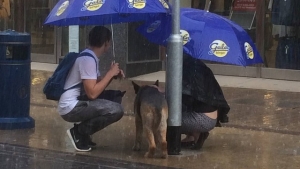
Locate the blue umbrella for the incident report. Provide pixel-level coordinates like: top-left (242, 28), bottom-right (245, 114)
top-left (136, 8), bottom-right (264, 66)
top-left (44, 0), bottom-right (170, 26)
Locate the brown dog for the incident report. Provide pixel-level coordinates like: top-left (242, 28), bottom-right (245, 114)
top-left (132, 80), bottom-right (168, 159)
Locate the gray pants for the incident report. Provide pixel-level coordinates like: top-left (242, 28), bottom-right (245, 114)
top-left (61, 99), bottom-right (124, 135)
top-left (181, 111), bottom-right (217, 134)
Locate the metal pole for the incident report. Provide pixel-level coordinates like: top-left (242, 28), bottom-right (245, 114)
top-left (166, 0), bottom-right (183, 155)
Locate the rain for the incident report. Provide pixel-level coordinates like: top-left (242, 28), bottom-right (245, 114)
top-left (1, 0), bottom-right (300, 169)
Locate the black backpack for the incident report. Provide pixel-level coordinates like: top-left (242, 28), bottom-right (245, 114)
top-left (43, 52), bottom-right (96, 101)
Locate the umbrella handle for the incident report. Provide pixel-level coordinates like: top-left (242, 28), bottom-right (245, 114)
top-left (205, 0), bottom-right (211, 12)
top-left (110, 23), bottom-right (116, 61)
top-left (110, 25), bottom-right (122, 82)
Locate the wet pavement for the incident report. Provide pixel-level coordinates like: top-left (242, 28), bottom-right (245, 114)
top-left (0, 70), bottom-right (300, 169)
top-left (0, 144), bottom-right (180, 169)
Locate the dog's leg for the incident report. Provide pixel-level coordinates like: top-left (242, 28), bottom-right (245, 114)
top-left (158, 106), bottom-right (168, 159)
top-left (141, 104), bottom-right (156, 158)
top-left (158, 129), bottom-right (167, 159)
top-left (144, 127), bottom-right (156, 158)
top-left (133, 114), bottom-right (143, 151)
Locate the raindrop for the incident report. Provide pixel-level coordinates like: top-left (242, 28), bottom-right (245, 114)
top-left (292, 149), bottom-right (297, 155)
top-left (213, 164), bottom-right (219, 169)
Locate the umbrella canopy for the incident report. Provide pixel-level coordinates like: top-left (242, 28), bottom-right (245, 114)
top-left (44, 0), bottom-right (170, 26)
top-left (136, 8), bottom-right (264, 66)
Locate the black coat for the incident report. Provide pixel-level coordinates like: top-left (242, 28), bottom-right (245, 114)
top-left (182, 54), bottom-right (230, 125)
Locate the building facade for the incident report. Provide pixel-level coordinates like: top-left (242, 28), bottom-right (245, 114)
top-left (0, 0), bottom-right (162, 77)
top-left (1, 0), bottom-right (300, 80)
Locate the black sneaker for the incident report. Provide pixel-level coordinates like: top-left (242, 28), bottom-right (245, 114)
top-left (73, 123), bottom-right (96, 147)
top-left (88, 135), bottom-right (97, 147)
top-left (67, 127), bottom-right (91, 152)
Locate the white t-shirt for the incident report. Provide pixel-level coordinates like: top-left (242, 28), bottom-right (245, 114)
top-left (58, 49), bottom-right (100, 115)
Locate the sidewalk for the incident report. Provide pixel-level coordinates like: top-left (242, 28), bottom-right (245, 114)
top-left (32, 62), bottom-right (300, 92)
top-left (130, 71), bottom-right (300, 93)
top-left (0, 63), bottom-right (299, 168)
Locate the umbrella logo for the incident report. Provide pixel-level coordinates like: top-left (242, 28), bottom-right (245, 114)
top-left (147, 20), bottom-right (161, 33)
top-left (127, 0), bottom-right (146, 9)
top-left (208, 40), bottom-right (230, 57)
top-left (244, 42), bottom-right (254, 59)
top-left (82, 0), bottom-right (105, 11)
top-left (159, 0), bottom-right (169, 9)
top-left (56, 1), bottom-right (69, 16)
top-left (180, 30), bottom-right (191, 45)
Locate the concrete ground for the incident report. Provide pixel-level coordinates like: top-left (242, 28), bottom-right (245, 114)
top-left (0, 63), bottom-right (299, 169)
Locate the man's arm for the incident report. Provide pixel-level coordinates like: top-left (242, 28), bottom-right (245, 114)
top-left (97, 69), bottom-right (125, 83)
top-left (97, 76), bottom-right (102, 82)
top-left (83, 74), bottom-right (113, 100)
top-left (83, 63), bottom-right (120, 100)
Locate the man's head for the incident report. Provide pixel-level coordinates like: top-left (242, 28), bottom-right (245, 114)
top-left (88, 26), bottom-right (112, 54)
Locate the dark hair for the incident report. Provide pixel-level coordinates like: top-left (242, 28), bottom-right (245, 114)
top-left (88, 26), bottom-right (112, 47)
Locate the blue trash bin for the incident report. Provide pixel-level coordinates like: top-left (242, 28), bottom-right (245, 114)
top-left (0, 30), bottom-right (35, 130)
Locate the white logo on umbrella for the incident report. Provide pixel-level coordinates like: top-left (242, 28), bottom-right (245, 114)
top-left (159, 0), bottom-right (169, 9)
top-left (127, 0), bottom-right (146, 9)
top-left (180, 30), bottom-right (191, 45)
top-left (208, 40), bottom-right (230, 57)
top-left (56, 1), bottom-right (69, 16)
top-left (244, 42), bottom-right (254, 59)
top-left (82, 0), bottom-right (105, 11)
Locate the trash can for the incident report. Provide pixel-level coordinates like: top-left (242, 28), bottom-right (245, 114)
top-left (0, 30), bottom-right (35, 130)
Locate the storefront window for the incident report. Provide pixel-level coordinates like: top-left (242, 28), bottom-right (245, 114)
top-left (264, 0), bottom-right (300, 70)
top-left (192, 0), bottom-right (232, 16)
top-left (25, 0), bottom-right (55, 55)
top-left (61, 26), bottom-right (89, 56)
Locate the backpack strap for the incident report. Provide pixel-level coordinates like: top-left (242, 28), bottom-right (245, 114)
top-left (65, 52), bottom-right (98, 91)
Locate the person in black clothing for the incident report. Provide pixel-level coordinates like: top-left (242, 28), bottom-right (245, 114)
top-left (180, 54), bottom-right (230, 150)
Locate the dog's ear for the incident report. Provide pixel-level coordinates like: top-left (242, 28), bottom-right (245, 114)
top-left (132, 81), bottom-right (140, 94)
top-left (154, 80), bottom-right (159, 87)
